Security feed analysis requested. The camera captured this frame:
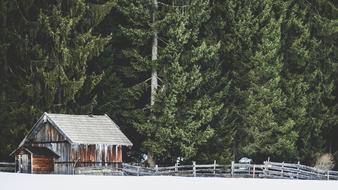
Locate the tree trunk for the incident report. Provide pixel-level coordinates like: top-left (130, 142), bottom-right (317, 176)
top-left (147, 0), bottom-right (158, 168)
top-left (150, 0), bottom-right (158, 107)
top-left (1, 0), bottom-right (8, 101)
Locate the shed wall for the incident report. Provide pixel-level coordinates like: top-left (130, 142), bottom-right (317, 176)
top-left (15, 152), bottom-right (31, 173)
top-left (31, 123), bottom-right (72, 173)
top-left (71, 144), bottom-right (122, 167)
top-left (32, 155), bottom-right (54, 173)
top-left (25, 122), bottom-right (125, 174)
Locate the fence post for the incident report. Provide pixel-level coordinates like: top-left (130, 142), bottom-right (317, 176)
top-left (327, 171), bottom-right (330, 180)
top-left (281, 162), bottom-right (284, 177)
top-left (231, 161), bottom-right (234, 177)
top-left (213, 160), bottom-right (216, 176)
top-left (137, 166), bottom-right (140, 176)
top-left (316, 170), bottom-right (320, 180)
top-left (248, 163), bottom-right (251, 175)
top-left (193, 161), bottom-right (196, 177)
top-left (155, 165), bottom-right (158, 175)
top-left (297, 161), bottom-right (300, 179)
top-left (252, 165), bottom-right (256, 178)
top-left (175, 163), bottom-right (178, 176)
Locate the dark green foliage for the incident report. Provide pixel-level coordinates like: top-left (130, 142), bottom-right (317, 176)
top-left (137, 0), bottom-right (225, 164)
top-left (202, 0), bottom-right (298, 163)
top-left (0, 0), bottom-right (114, 160)
top-left (1, 0), bottom-right (338, 165)
top-left (281, 0), bottom-right (338, 164)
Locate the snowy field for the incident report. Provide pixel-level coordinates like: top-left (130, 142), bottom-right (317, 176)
top-left (1, 172), bottom-right (338, 190)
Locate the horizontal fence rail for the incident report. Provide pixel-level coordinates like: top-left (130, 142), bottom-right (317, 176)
top-left (74, 166), bottom-right (124, 176)
top-left (2, 159), bottom-right (338, 180)
top-left (0, 162), bottom-right (15, 172)
top-left (122, 160), bottom-right (338, 180)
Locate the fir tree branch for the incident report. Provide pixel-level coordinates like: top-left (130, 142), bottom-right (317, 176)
top-left (14, 0), bottom-right (37, 24)
top-left (158, 1), bottom-right (191, 8)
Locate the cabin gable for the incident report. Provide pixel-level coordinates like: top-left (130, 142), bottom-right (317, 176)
top-left (30, 122), bottom-right (67, 143)
top-left (21, 114), bottom-right (72, 146)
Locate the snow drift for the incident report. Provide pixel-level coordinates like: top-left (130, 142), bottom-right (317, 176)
top-left (0, 172), bottom-right (337, 190)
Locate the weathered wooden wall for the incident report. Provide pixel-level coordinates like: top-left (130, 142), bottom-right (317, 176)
top-left (34, 123), bottom-right (65, 142)
top-left (70, 144), bottom-right (122, 167)
top-left (32, 155), bottom-right (54, 174)
top-left (28, 122), bottom-right (123, 174)
top-left (15, 150), bottom-right (31, 173)
top-left (31, 123), bottom-right (72, 174)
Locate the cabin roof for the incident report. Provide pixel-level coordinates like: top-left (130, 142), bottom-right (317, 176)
top-left (44, 113), bottom-right (133, 146)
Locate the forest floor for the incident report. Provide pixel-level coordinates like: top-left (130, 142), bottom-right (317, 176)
top-left (1, 172), bottom-right (337, 190)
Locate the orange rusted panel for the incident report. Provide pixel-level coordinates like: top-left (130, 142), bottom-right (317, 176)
top-left (32, 155), bottom-right (54, 173)
top-left (118, 145), bottom-right (122, 162)
top-left (90, 145), bottom-right (96, 162)
top-left (113, 145), bottom-right (116, 162)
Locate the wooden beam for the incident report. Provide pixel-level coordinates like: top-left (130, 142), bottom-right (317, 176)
top-left (29, 140), bottom-right (68, 144)
top-left (54, 161), bottom-right (120, 164)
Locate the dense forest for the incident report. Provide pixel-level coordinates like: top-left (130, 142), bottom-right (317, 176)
top-left (0, 0), bottom-right (337, 167)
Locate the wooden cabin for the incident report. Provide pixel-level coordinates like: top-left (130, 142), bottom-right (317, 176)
top-left (11, 113), bottom-right (133, 174)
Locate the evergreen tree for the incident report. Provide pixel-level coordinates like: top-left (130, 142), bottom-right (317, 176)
top-left (0, 0), bottom-right (337, 165)
top-left (203, 0), bottom-right (299, 163)
top-left (0, 0), bottom-right (38, 161)
top-left (136, 0), bottom-right (224, 164)
top-left (0, 0), bottom-right (114, 160)
top-left (281, 0), bottom-right (338, 164)
top-left (96, 0), bottom-right (225, 164)
top-left (23, 0), bottom-right (114, 113)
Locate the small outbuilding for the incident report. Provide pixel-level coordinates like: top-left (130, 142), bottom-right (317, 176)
top-left (11, 113), bottom-right (133, 174)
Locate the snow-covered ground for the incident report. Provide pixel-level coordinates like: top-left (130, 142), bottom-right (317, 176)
top-left (1, 172), bottom-right (338, 190)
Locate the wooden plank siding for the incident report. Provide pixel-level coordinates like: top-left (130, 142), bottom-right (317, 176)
top-left (28, 122), bottom-right (123, 174)
top-left (32, 155), bottom-right (54, 174)
top-left (14, 149), bottom-right (32, 173)
top-left (70, 144), bottom-right (122, 167)
top-left (30, 123), bottom-right (72, 173)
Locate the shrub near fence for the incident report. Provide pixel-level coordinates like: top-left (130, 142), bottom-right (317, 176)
top-left (122, 160), bottom-right (338, 180)
top-left (0, 162), bottom-right (15, 172)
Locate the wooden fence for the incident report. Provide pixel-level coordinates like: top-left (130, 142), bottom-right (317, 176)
top-left (74, 166), bottom-right (124, 176)
top-left (2, 159), bottom-right (338, 180)
top-left (0, 162), bottom-right (15, 172)
top-left (122, 160), bottom-right (338, 180)
top-left (263, 161), bottom-right (338, 180)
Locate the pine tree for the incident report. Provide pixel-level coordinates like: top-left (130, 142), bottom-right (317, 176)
top-left (22, 0), bottom-right (114, 114)
top-left (135, 0), bottom-right (223, 164)
top-left (239, 0), bottom-right (300, 162)
top-left (281, 0), bottom-right (338, 163)
top-left (94, 0), bottom-right (154, 163)
top-left (96, 0), bottom-right (225, 164)
top-left (203, 0), bottom-right (300, 163)
top-left (0, 0), bottom-right (38, 161)
top-left (0, 0), bottom-right (114, 160)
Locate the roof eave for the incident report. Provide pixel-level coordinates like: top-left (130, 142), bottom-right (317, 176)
top-left (104, 114), bottom-right (133, 147)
